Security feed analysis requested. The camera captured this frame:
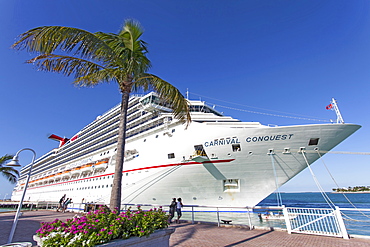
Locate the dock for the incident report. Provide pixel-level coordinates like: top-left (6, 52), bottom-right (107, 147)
top-left (1, 210), bottom-right (370, 246)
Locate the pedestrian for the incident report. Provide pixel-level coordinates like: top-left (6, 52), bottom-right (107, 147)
top-left (176, 198), bottom-right (183, 223)
top-left (57, 194), bottom-right (66, 212)
top-left (62, 198), bottom-right (72, 213)
top-left (168, 198), bottom-right (176, 223)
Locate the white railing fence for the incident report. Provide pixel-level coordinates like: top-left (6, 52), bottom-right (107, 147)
top-left (283, 206), bottom-right (349, 239)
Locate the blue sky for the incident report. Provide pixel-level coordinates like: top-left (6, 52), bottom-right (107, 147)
top-left (1, 0), bottom-right (370, 200)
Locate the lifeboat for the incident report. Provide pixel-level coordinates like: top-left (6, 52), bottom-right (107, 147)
top-left (62, 170), bottom-right (71, 180)
top-left (94, 159), bottom-right (109, 172)
top-left (80, 163), bottom-right (94, 175)
top-left (54, 172), bottom-right (63, 181)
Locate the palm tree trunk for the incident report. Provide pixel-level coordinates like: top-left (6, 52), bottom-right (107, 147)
top-left (109, 89), bottom-right (130, 211)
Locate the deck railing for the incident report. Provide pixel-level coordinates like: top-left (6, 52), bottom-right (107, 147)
top-left (2, 201), bottom-right (370, 238)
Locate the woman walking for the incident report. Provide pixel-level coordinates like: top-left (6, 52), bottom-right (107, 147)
top-left (168, 198), bottom-right (177, 223)
top-left (176, 198), bottom-right (183, 223)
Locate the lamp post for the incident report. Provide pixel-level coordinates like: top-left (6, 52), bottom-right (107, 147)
top-left (6, 148), bottom-right (36, 244)
top-left (3, 193), bottom-right (8, 201)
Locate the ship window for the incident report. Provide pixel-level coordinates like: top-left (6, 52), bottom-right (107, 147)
top-left (156, 135), bottom-right (159, 138)
top-left (309, 138), bottom-right (319, 146)
top-left (232, 144), bottom-right (241, 152)
top-left (172, 129), bottom-right (175, 133)
top-left (168, 153), bottom-right (175, 159)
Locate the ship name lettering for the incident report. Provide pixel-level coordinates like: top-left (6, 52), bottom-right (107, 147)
top-left (204, 138), bottom-right (240, 147)
top-left (245, 134), bottom-right (294, 143)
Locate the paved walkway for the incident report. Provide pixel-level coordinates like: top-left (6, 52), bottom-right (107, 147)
top-left (1, 210), bottom-right (370, 246)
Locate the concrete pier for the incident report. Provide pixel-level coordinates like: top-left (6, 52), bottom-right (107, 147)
top-left (1, 210), bottom-right (370, 246)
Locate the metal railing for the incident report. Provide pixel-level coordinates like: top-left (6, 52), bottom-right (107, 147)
top-left (283, 206), bottom-right (348, 239)
top-left (2, 201), bottom-right (370, 238)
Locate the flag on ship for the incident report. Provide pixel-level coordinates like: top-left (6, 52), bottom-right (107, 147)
top-left (326, 104), bottom-right (333, 110)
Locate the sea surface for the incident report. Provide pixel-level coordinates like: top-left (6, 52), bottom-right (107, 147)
top-left (180, 192), bottom-right (370, 236)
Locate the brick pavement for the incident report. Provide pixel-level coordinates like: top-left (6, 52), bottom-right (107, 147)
top-left (169, 222), bottom-right (370, 247)
top-left (1, 210), bottom-right (370, 246)
top-left (0, 210), bottom-right (78, 246)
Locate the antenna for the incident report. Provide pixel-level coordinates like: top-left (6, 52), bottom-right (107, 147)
top-left (330, 98), bottom-right (344, 124)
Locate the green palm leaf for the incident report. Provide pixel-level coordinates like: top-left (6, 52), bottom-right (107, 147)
top-left (0, 154), bottom-right (19, 184)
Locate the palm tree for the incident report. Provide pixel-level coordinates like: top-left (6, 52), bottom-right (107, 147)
top-left (0, 154), bottom-right (19, 184)
top-left (12, 19), bottom-right (191, 210)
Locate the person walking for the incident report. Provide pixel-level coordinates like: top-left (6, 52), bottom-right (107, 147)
top-left (168, 198), bottom-right (177, 223)
top-left (62, 198), bottom-right (72, 213)
top-left (57, 194), bottom-right (66, 212)
top-left (176, 198), bottom-right (183, 223)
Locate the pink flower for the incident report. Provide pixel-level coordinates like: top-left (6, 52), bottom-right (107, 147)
top-left (108, 232), bottom-right (113, 235)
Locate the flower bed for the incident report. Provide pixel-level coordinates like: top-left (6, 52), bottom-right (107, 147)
top-left (35, 206), bottom-right (170, 247)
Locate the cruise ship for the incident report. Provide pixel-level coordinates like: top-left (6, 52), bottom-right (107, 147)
top-left (11, 92), bottom-right (361, 207)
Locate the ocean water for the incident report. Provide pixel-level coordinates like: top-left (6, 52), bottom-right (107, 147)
top-left (179, 192), bottom-right (370, 236)
top-left (0, 208), bottom-right (16, 213)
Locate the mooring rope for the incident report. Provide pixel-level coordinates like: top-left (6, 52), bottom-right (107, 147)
top-left (315, 149), bottom-right (370, 220)
top-left (300, 151), bottom-right (336, 210)
top-left (270, 152), bottom-right (283, 207)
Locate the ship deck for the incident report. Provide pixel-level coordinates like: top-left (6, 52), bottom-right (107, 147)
top-left (1, 210), bottom-right (369, 246)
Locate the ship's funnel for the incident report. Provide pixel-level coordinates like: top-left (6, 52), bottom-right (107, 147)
top-left (48, 134), bottom-right (69, 147)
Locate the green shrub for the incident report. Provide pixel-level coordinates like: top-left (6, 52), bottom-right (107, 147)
top-left (36, 206), bottom-right (169, 247)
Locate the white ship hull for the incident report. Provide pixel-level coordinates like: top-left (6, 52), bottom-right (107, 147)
top-left (11, 94), bottom-right (360, 207)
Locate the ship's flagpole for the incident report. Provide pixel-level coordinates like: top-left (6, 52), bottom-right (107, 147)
top-left (330, 98), bottom-right (344, 124)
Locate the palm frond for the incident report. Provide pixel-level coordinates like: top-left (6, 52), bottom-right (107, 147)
top-left (28, 54), bottom-right (110, 85)
top-left (12, 26), bottom-right (115, 63)
top-left (120, 20), bottom-right (145, 51)
top-left (74, 68), bottom-right (119, 87)
top-left (0, 167), bottom-right (19, 184)
top-left (0, 154), bottom-right (19, 184)
top-left (96, 22), bottom-right (151, 76)
top-left (0, 154), bottom-right (13, 166)
top-left (136, 74), bottom-right (191, 127)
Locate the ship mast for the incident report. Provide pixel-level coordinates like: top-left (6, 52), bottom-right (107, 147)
top-left (330, 98), bottom-right (344, 124)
